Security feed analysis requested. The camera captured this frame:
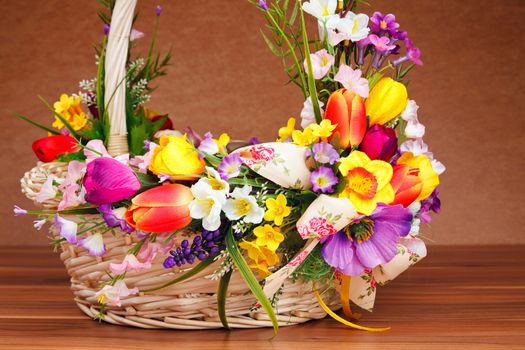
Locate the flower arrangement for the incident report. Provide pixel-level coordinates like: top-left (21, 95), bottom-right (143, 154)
top-left (15, 0), bottom-right (444, 332)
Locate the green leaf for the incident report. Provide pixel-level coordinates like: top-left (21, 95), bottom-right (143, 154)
top-left (225, 227), bottom-right (278, 334)
top-left (9, 111), bottom-right (61, 135)
top-left (141, 256), bottom-right (215, 293)
top-left (96, 40), bottom-right (106, 139)
top-left (217, 269), bottom-right (233, 329)
top-left (260, 30), bottom-right (280, 56)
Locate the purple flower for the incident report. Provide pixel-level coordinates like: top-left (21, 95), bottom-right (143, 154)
top-left (321, 204), bottom-right (412, 276)
top-left (370, 12), bottom-right (399, 35)
top-left (249, 137), bottom-right (260, 145)
top-left (13, 205), bottom-right (27, 216)
top-left (306, 142), bottom-right (340, 165)
top-left (258, 0), bottom-right (269, 11)
top-left (369, 34), bottom-right (396, 53)
top-left (98, 204), bottom-right (135, 233)
top-left (218, 153), bottom-right (242, 180)
top-left (83, 157), bottom-right (141, 205)
top-left (310, 166), bottom-right (338, 194)
top-left (103, 23), bottom-right (110, 35)
top-left (392, 39), bottom-right (423, 67)
top-left (419, 187), bottom-right (441, 224)
top-left (164, 229), bottom-right (223, 268)
top-left (155, 5), bottom-right (162, 17)
top-left (198, 132), bottom-right (219, 155)
top-left (183, 126), bottom-right (203, 147)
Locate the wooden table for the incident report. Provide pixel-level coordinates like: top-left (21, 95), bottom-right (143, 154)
top-left (0, 245), bottom-right (523, 349)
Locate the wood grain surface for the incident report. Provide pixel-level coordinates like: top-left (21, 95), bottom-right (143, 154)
top-left (0, 245), bottom-right (523, 349)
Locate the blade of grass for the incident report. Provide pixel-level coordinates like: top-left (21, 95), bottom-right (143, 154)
top-left (217, 269), bottom-right (233, 329)
top-left (9, 111), bottom-right (61, 135)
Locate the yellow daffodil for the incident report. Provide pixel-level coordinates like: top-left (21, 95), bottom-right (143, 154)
top-left (253, 224), bottom-right (284, 251)
top-left (338, 151), bottom-right (394, 215)
top-left (149, 134), bottom-right (205, 180)
top-left (264, 194), bottom-right (292, 226)
top-left (249, 260), bottom-right (271, 278)
top-left (278, 117), bottom-right (296, 142)
top-left (52, 94), bottom-right (88, 131)
top-left (397, 152), bottom-right (439, 201)
top-left (214, 133), bottom-right (230, 154)
top-left (365, 77), bottom-right (408, 126)
top-left (240, 239), bottom-right (280, 277)
top-left (292, 126), bottom-right (319, 146)
top-left (309, 119), bottom-right (337, 140)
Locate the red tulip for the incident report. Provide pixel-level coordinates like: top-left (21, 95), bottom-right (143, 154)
top-left (151, 114), bottom-right (174, 130)
top-left (125, 184), bottom-right (193, 233)
top-left (390, 164), bottom-right (423, 207)
top-left (32, 135), bottom-right (79, 162)
top-left (323, 89), bottom-right (366, 149)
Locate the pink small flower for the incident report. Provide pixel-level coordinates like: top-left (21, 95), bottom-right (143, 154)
top-left (305, 49), bottom-right (334, 80)
top-left (109, 254), bottom-right (152, 275)
top-left (95, 281), bottom-right (139, 307)
top-left (369, 34), bottom-right (396, 53)
top-left (130, 29), bottom-right (145, 42)
top-left (334, 64), bottom-right (370, 98)
top-left (138, 241), bottom-right (173, 264)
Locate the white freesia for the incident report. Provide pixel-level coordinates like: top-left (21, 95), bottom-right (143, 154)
top-left (189, 180), bottom-right (226, 231)
top-left (36, 175), bottom-right (58, 203)
top-left (400, 139), bottom-right (446, 175)
top-left (200, 167), bottom-right (230, 196)
top-left (401, 100), bottom-right (425, 139)
top-left (223, 185), bottom-right (264, 224)
top-left (300, 97), bottom-right (325, 129)
top-left (302, 0), bottom-right (337, 21)
top-left (322, 12), bottom-right (369, 45)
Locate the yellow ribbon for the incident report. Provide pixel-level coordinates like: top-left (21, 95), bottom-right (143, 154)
top-left (313, 282), bottom-right (390, 332)
top-left (340, 274), bottom-right (361, 320)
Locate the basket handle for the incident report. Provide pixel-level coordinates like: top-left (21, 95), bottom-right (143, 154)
top-left (104, 0), bottom-right (137, 156)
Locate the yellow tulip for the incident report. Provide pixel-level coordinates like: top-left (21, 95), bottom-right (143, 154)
top-left (365, 78), bottom-right (408, 125)
top-left (149, 134), bottom-right (205, 180)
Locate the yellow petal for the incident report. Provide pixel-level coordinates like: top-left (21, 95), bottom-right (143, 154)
top-left (374, 183), bottom-right (395, 204)
top-left (364, 160), bottom-right (393, 191)
top-left (397, 152), bottom-right (439, 200)
top-left (348, 192), bottom-right (376, 215)
top-left (339, 151), bottom-right (371, 176)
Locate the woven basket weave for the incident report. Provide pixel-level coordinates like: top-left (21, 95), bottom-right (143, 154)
top-left (19, 0), bottom-right (341, 329)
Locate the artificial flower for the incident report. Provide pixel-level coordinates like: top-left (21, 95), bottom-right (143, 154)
top-left (215, 133), bottom-right (230, 154)
top-left (138, 240), bottom-right (173, 265)
top-left (98, 205), bottom-right (134, 233)
top-left (188, 180), bottom-right (226, 231)
top-left (240, 240), bottom-right (279, 277)
top-left (365, 77), bottom-right (408, 126)
top-left (292, 126), bottom-right (319, 146)
top-left (300, 97), bottom-right (325, 129)
top-left (278, 117), bottom-right (296, 142)
top-left (201, 167), bottom-right (230, 196)
top-left (54, 214), bottom-right (78, 244)
top-left (264, 194), bottom-right (292, 226)
top-left (52, 94), bottom-right (88, 131)
top-left (400, 139), bottom-right (446, 175)
top-left (258, 0), bottom-right (269, 11)
top-left (305, 49), bottom-right (334, 80)
top-left (95, 281), bottom-right (139, 307)
top-left (338, 151), bottom-right (394, 215)
top-left (333, 12), bottom-right (370, 43)
top-left (419, 187), bottom-right (441, 223)
top-left (321, 203), bottom-right (412, 276)
top-left (149, 134), bottom-right (205, 180)
top-left (32, 135), bottom-right (79, 162)
top-left (33, 219), bottom-right (46, 230)
top-left (306, 142), bottom-right (340, 165)
top-left (370, 12), bottom-right (400, 35)
top-left (397, 152), bottom-right (440, 201)
top-left (309, 119), bottom-right (337, 140)
top-left (79, 233), bottom-right (105, 256)
top-left (83, 139), bottom-right (110, 163)
top-left (333, 65), bottom-right (369, 98)
top-left (218, 153), bottom-right (243, 180)
top-left (390, 164), bottom-right (423, 207)
top-left (223, 185), bottom-right (264, 224)
top-left (369, 34), bottom-right (396, 53)
top-left (359, 124), bottom-right (398, 161)
top-left (36, 175), bottom-right (57, 203)
top-left (254, 224), bottom-right (285, 251)
top-left (83, 157), bottom-right (141, 205)
top-left (109, 254), bottom-right (152, 275)
top-left (198, 132), bottom-right (219, 154)
top-left (125, 184), bottom-right (193, 232)
top-left (310, 166), bottom-right (338, 193)
top-left (393, 39), bottom-right (423, 66)
top-left (129, 141), bottom-right (158, 174)
top-left (144, 108), bottom-right (173, 130)
top-left (130, 28), bottom-right (145, 41)
top-left (302, 0), bottom-right (337, 22)
top-left (323, 89), bottom-right (366, 149)
top-left (13, 206), bottom-right (27, 216)
top-left (57, 160), bottom-right (86, 210)
top-left (400, 100), bottom-right (425, 139)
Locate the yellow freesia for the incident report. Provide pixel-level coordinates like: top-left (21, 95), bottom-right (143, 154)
top-left (214, 133), bottom-right (230, 154)
top-left (292, 126), bottom-right (319, 146)
top-left (52, 94), bottom-right (88, 131)
top-left (397, 152), bottom-right (439, 201)
top-left (264, 194), bottom-right (292, 226)
top-left (309, 119), bottom-right (337, 139)
top-left (149, 134), bottom-right (205, 180)
top-left (240, 239), bottom-right (280, 277)
top-left (254, 224), bottom-right (284, 251)
top-left (338, 150), bottom-right (394, 215)
top-left (278, 117), bottom-right (296, 142)
top-left (365, 77), bottom-right (408, 126)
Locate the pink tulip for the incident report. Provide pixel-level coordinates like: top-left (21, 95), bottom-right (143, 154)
top-left (359, 124), bottom-right (398, 161)
top-left (83, 157), bottom-right (141, 205)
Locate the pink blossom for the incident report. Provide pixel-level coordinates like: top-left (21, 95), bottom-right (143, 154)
top-left (109, 254), bottom-right (152, 275)
top-left (305, 49), bottom-right (334, 80)
top-left (138, 241), bottom-right (174, 264)
top-left (300, 97), bottom-right (325, 129)
top-left (94, 281), bottom-right (139, 307)
top-left (369, 34), bottom-right (396, 53)
top-left (334, 64), bottom-right (370, 98)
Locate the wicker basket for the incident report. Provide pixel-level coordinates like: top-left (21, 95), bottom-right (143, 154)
top-left (19, 0), bottom-right (341, 329)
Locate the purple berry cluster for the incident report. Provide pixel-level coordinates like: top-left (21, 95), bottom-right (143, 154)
top-left (163, 229), bottom-right (223, 268)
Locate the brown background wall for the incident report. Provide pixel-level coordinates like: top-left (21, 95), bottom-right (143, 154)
top-left (1, 0), bottom-right (524, 246)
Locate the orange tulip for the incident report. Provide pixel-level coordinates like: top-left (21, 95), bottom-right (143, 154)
top-left (323, 89), bottom-right (366, 149)
top-left (390, 164), bottom-right (423, 207)
top-left (125, 184), bottom-right (193, 233)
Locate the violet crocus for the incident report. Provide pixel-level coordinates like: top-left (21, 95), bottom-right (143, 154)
top-left (310, 166), bottom-right (338, 194)
top-left (218, 153), bottom-right (243, 180)
top-left (359, 124), bottom-right (398, 161)
top-left (306, 142), bottom-right (340, 165)
top-left (392, 39), bottom-right (423, 66)
top-left (370, 12), bottom-right (399, 35)
top-left (83, 157), bottom-right (141, 205)
top-left (321, 203), bottom-right (412, 276)
top-left (98, 204), bottom-right (135, 233)
top-left (258, 0), bottom-right (269, 11)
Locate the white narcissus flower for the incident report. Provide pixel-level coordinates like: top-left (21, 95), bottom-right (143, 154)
top-left (36, 175), bottom-right (58, 203)
top-left (300, 97), bottom-right (325, 129)
top-left (401, 100), bottom-right (426, 139)
top-left (305, 49), bottom-right (334, 80)
top-left (223, 185), bottom-right (264, 224)
top-left (95, 281), bottom-right (139, 307)
top-left (79, 233), bottom-right (106, 257)
top-left (189, 180), bottom-right (226, 231)
top-left (302, 0), bottom-right (338, 22)
top-left (334, 64), bottom-right (369, 98)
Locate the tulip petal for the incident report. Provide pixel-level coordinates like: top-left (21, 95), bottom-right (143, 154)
top-left (324, 90), bottom-right (350, 149)
top-left (135, 206), bottom-right (191, 232)
top-left (131, 184), bottom-right (193, 208)
top-left (346, 92), bottom-right (367, 147)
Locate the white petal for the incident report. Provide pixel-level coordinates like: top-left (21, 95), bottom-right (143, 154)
top-left (36, 175), bottom-right (57, 203)
top-left (80, 233), bottom-right (105, 256)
